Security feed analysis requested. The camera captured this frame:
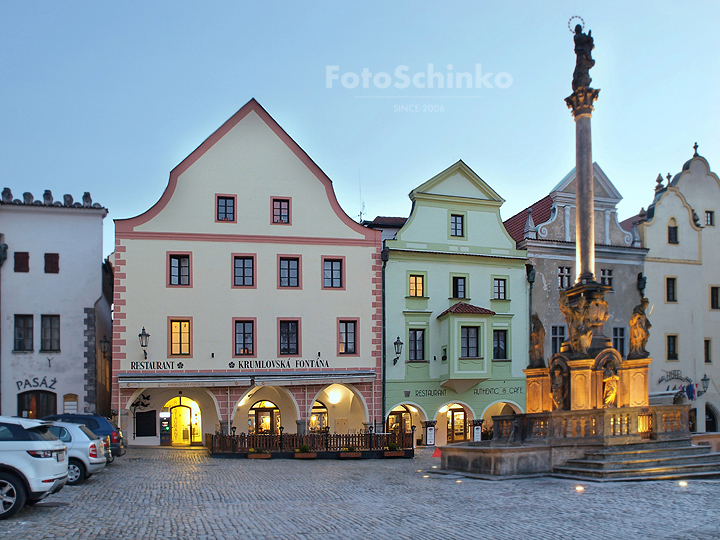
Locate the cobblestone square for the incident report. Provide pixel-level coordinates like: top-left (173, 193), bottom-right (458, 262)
top-left (3, 447), bottom-right (720, 539)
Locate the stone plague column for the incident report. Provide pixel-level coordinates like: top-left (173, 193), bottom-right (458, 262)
top-left (565, 24), bottom-right (600, 284)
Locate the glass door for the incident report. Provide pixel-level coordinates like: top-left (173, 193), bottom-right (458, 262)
top-left (171, 405), bottom-right (191, 446)
top-left (446, 408), bottom-right (467, 443)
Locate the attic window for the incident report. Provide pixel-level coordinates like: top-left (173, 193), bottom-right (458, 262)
top-left (450, 214), bottom-right (464, 237)
top-left (44, 253), bottom-right (59, 274)
top-left (216, 195), bottom-right (236, 222)
top-left (272, 198), bottom-right (291, 224)
top-left (668, 218), bottom-right (678, 244)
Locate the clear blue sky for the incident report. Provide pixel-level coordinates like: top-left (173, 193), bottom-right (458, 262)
top-left (2, 1), bottom-right (718, 258)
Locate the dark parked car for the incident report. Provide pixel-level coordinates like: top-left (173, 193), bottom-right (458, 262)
top-left (43, 415), bottom-right (125, 458)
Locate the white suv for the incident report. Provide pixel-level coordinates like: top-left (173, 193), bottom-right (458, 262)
top-left (0, 416), bottom-right (68, 519)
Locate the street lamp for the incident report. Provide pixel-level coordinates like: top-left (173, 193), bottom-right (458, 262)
top-left (393, 336), bottom-right (403, 365)
top-left (138, 327), bottom-right (150, 359)
top-left (100, 335), bottom-right (111, 360)
top-left (700, 374), bottom-right (710, 396)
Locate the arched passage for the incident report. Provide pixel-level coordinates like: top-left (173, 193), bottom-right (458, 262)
top-left (481, 401), bottom-right (523, 440)
top-left (707, 403), bottom-right (719, 432)
top-left (310, 383), bottom-right (369, 434)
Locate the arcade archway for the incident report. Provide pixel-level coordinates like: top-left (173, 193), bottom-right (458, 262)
top-left (434, 403), bottom-right (475, 444)
top-left (481, 401), bottom-right (522, 440)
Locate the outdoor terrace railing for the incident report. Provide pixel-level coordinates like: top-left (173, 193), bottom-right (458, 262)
top-left (207, 430), bottom-right (414, 454)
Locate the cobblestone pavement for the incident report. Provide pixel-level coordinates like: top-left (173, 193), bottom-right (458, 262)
top-left (3, 446), bottom-right (720, 540)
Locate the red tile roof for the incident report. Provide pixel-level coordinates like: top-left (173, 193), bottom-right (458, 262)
top-left (619, 211), bottom-right (644, 232)
top-left (437, 302), bottom-right (496, 318)
top-left (503, 195), bottom-right (553, 244)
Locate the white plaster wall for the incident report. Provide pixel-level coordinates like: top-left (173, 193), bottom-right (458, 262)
top-left (643, 157), bottom-right (720, 431)
top-left (119, 239), bottom-right (376, 371)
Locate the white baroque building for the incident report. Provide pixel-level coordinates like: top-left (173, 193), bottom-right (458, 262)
top-left (0, 188), bottom-right (111, 418)
top-left (636, 149), bottom-right (720, 432)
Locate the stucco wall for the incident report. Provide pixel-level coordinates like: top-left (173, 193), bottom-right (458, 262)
top-left (0, 204), bottom-right (106, 416)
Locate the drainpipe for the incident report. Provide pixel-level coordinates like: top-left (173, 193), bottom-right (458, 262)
top-left (381, 244), bottom-right (389, 425)
top-left (0, 241), bottom-right (7, 414)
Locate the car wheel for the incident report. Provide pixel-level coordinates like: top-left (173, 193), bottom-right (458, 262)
top-left (67, 459), bottom-right (86, 486)
top-left (0, 472), bottom-right (27, 520)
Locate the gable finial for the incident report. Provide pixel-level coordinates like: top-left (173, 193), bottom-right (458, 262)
top-left (693, 142), bottom-right (699, 157)
top-left (523, 207), bottom-right (537, 239)
top-left (666, 173), bottom-right (671, 183)
top-left (655, 174), bottom-right (663, 192)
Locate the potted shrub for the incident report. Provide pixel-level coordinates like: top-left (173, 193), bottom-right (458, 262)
top-left (247, 447), bottom-right (271, 459)
top-left (294, 444), bottom-right (317, 459)
top-left (383, 442), bottom-right (405, 457)
top-left (339, 446), bottom-right (362, 459)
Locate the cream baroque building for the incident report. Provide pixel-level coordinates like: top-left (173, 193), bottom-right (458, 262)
top-left (113, 100), bottom-right (381, 445)
top-left (636, 150), bottom-right (720, 432)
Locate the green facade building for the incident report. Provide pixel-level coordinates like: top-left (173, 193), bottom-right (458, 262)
top-left (377, 161), bottom-right (529, 445)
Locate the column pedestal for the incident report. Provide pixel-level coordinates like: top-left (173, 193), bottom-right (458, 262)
top-left (524, 368), bottom-right (551, 413)
top-left (618, 358), bottom-right (652, 408)
top-left (567, 359), bottom-right (595, 410)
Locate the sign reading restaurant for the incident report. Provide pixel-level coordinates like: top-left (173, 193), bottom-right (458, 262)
top-left (129, 358), bottom-right (332, 370)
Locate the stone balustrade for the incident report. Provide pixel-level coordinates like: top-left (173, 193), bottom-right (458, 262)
top-left (492, 404), bottom-right (689, 445)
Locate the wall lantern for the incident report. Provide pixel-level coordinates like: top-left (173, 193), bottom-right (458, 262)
top-left (701, 374), bottom-right (710, 395)
top-left (100, 335), bottom-right (111, 360)
top-left (138, 327), bottom-right (150, 359)
top-left (393, 336), bottom-right (404, 365)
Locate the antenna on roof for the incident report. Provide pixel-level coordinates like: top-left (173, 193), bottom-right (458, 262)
top-left (357, 170), bottom-right (365, 223)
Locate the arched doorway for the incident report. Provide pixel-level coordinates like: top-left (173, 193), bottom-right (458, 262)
top-left (309, 401), bottom-right (328, 432)
top-left (18, 390), bottom-right (57, 419)
top-left (160, 396), bottom-right (202, 446)
top-left (248, 400), bottom-right (281, 434)
top-left (386, 405), bottom-right (413, 435)
top-left (440, 403), bottom-right (470, 444)
top-left (706, 404), bottom-right (718, 432)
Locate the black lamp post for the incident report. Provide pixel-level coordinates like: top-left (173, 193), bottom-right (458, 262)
top-left (701, 374), bottom-right (711, 396)
top-left (138, 327), bottom-right (150, 359)
top-left (100, 335), bottom-right (111, 360)
top-left (393, 336), bottom-right (403, 365)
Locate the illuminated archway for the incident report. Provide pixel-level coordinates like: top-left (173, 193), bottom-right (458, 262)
top-left (480, 400), bottom-right (522, 440)
top-left (160, 396), bottom-right (202, 446)
top-left (309, 383), bottom-right (369, 434)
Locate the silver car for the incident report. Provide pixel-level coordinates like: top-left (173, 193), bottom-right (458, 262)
top-left (48, 422), bottom-right (106, 486)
